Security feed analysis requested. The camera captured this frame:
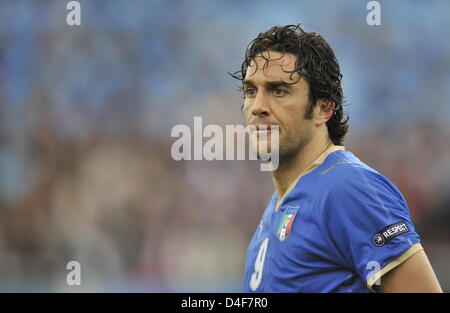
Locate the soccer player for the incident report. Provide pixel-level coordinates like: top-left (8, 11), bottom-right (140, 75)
top-left (233, 24), bottom-right (442, 292)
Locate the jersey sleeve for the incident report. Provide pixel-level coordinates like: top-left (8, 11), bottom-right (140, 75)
top-left (325, 164), bottom-right (423, 291)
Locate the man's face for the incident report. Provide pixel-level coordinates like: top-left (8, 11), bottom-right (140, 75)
top-left (243, 50), bottom-right (315, 163)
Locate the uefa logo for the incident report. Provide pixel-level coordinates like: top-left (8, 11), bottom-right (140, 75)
top-left (372, 233), bottom-right (385, 247)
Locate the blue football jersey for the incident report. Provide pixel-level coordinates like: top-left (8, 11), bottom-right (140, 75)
top-left (243, 148), bottom-right (422, 293)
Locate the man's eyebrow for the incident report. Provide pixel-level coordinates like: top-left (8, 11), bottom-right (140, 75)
top-left (242, 79), bottom-right (256, 86)
top-left (243, 79), bottom-right (294, 88)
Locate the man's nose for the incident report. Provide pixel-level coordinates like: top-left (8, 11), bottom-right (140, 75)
top-left (251, 90), bottom-right (270, 117)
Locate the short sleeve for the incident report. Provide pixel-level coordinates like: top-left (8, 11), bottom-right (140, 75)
top-left (326, 165), bottom-right (423, 291)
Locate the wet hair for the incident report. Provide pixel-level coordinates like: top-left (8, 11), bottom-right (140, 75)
top-left (230, 24), bottom-right (348, 146)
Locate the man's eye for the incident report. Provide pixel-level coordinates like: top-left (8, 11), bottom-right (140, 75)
top-left (273, 88), bottom-right (287, 96)
top-left (244, 88), bottom-right (256, 97)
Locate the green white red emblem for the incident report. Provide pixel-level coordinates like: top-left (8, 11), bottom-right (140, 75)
top-left (277, 206), bottom-right (299, 241)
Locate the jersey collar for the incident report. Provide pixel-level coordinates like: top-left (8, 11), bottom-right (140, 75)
top-left (275, 144), bottom-right (345, 211)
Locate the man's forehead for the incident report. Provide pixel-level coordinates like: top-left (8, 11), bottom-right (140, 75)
top-left (245, 51), bottom-right (299, 82)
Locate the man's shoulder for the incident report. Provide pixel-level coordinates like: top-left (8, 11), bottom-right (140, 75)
top-left (320, 151), bottom-right (407, 222)
top-left (323, 150), bottom-right (397, 196)
top-left (321, 150), bottom-right (375, 180)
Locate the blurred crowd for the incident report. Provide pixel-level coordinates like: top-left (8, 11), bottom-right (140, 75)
top-left (1, 0), bottom-right (450, 291)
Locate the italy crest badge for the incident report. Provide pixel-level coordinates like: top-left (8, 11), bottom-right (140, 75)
top-left (276, 206), bottom-right (299, 242)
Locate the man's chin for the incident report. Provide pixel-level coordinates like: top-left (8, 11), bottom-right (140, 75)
top-left (255, 146), bottom-right (280, 160)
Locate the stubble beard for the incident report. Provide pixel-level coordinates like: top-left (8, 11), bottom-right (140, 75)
top-left (276, 121), bottom-right (314, 170)
top-left (252, 122), bottom-right (314, 170)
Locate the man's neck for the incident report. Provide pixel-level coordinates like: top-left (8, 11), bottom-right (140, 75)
top-left (272, 134), bottom-right (334, 200)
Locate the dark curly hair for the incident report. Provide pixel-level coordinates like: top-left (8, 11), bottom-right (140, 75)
top-left (230, 24), bottom-right (348, 146)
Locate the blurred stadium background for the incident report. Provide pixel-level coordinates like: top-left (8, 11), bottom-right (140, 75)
top-left (0, 0), bottom-right (449, 292)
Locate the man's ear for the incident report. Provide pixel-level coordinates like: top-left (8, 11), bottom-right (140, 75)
top-left (314, 99), bottom-right (335, 126)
